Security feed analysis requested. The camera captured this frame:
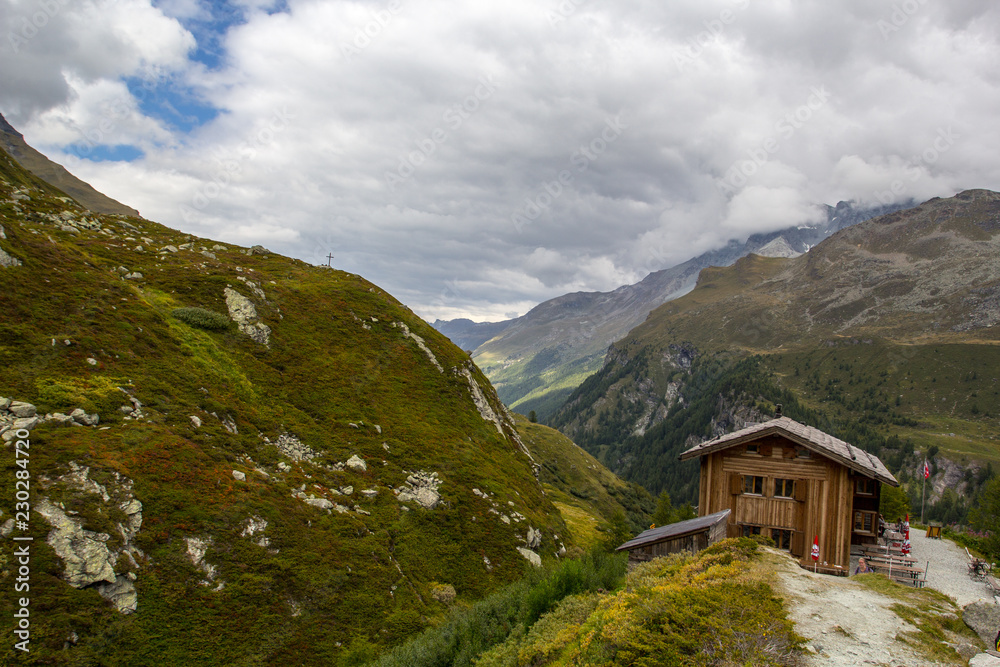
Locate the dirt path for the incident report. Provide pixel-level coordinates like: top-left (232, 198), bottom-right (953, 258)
top-left (772, 529), bottom-right (995, 666)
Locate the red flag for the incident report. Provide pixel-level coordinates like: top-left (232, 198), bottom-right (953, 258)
top-left (923, 460), bottom-right (930, 479)
top-left (811, 535), bottom-right (819, 561)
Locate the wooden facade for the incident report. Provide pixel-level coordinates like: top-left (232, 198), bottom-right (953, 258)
top-left (680, 417), bottom-right (898, 571)
top-left (617, 510), bottom-right (730, 563)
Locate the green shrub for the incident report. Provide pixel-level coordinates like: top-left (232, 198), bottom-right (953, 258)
top-left (172, 307), bottom-right (232, 330)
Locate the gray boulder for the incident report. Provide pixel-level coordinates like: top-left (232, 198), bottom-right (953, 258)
top-left (95, 577), bottom-right (138, 614)
top-left (0, 246), bottom-right (20, 267)
top-left (35, 499), bottom-right (117, 587)
top-left (964, 601), bottom-right (1000, 646)
top-left (9, 401), bottom-right (37, 418)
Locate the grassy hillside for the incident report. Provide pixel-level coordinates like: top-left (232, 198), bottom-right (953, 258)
top-left (0, 148), bottom-right (581, 664)
top-left (514, 415), bottom-right (654, 548)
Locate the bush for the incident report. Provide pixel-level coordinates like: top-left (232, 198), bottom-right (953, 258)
top-left (172, 307), bottom-right (232, 331)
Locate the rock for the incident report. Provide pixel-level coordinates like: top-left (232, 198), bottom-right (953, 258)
top-left (13, 416), bottom-right (39, 431)
top-left (232, 470), bottom-right (246, 481)
top-left (212, 244), bottom-right (226, 251)
top-left (9, 401), bottom-right (37, 418)
top-left (124, 272), bottom-right (143, 280)
top-left (278, 462), bottom-right (291, 472)
top-left (340, 486), bottom-right (353, 496)
top-left (0, 397), bottom-right (10, 411)
top-left (970, 654), bottom-right (1000, 667)
top-left (119, 405), bottom-right (134, 414)
top-left (95, 577), bottom-right (138, 614)
top-left (190, 415), bottom-right (202, 428)
top-left (35, 499), bottom-right (117, 587)
top-left (223, 287), bottom-right (271, 347)
top-left (360, 489), bottom-right (378, 498)
top-left (430, 583), bottom-right (457, 604)
top-left (86, 357), bottom-right (98, 365)
top-left (178, 243), bottom-right (193, 250)
top-left (958, 643), bottom-right (983, 660)
top-left (246, 245), bottom-right (270, 256)
top-left (60, 224), bottom-right (80, 234)
top-left (161, 245), bottom-right (178, 253)
top-left (68, 410), bottom-right (99, 426)
top-left (394, 471), bottom-right (442, 509)
top-left (48, 413), bottom-right (75, 426)
top-left (501, 514), bottom-right (511, 524)
top-left (0, 246), bottom-right (21, 267)
top-left (201, 251), bottom-right (217, 260)
top-left (964, 601), bottom-right (1000, 646)
top-left (346, 455), bottom-right (367, 472)
top-left (516, 547), bottom-right (542, 567)
top-left (526, 526), bottom-right (542, 549)
top-left (270, 433), bottom-right (319, 462)
top-left (304, 497), bottom-right (334, 510)
top-left (0, 518), bottom-right (14, 537)
top-left (185, 537), bottom-right (217, 581)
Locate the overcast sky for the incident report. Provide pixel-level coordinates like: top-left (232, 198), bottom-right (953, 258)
top-left (2, 0), bottom-right (999, 321)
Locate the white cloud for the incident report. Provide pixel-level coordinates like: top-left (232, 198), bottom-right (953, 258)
top-left (2, 0), bottom-right (1000, 322)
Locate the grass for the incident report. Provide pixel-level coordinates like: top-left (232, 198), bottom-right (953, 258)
top-left (853, 573), bottom-right (983, 665)
top-left (0, 151), bottom-right (616, 665)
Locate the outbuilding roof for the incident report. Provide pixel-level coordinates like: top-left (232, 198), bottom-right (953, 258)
top-left (678, 416), bottom-right (899, 486)
top-left (616, 509), bottom-right (731, 552)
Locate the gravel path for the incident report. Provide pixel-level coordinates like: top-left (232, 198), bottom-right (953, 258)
top-left (774, 528), bottom-right (996, 666)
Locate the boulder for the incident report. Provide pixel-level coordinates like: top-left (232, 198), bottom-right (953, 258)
top-left (0, 397), bottom-right (10, 410)
top-left (346, 455), bottom-right (367, 472)
top-left (8, 401), bottom-right (37, 418)
top-left (970, 654), bottom-right (1000, 667)
top-left (0, 247), bottom-right (20, 267)
top-left (526, 526), bottom-right (542, 549)
top-left (516, 547), bottom-right (542, 567)
top-left (13, 416), bottom-right (40, 431)
top-left (360, 489), bottom-right (378, 498)
top-left (304, 497), bottom-right (334, 510)
top-left (430, 583), bottom-right (457, 604)
top-left (95, 577), bottom-right (138, 614)
top-left (190, 415), bottom-right (202, 428)
top-left (35, 499), bottom-right (117, 587)
top-left (232, 470), bottom-right (246, 481)
top-left (964, 601), bottom-right (1000, 646)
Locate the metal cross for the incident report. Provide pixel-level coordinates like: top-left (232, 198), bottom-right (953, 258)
top-left (326, 253), bottom-right (334, 267)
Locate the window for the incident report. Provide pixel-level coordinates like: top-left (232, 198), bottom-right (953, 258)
top-left (742, 475), bottom-right (764, 495)
top-left (772, 529), bottom-right (793, 551)
top-left (854, 511), bottom-right (877, 534)
top-left (746, 444), bottom-right (759, 454)
top-left (796, 448), bottom-right (811, 458)
top-left (855, 479), bottom-right (876, 496)
top-left (774, 478), bottom-right (796, 498)
top-left (742, 525), bottom-right (762, 537)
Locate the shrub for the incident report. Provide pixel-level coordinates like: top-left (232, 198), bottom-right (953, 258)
top-left (172, 307), bottom-right (232, 331)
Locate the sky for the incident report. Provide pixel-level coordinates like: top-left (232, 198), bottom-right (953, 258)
top-left (2, 0), bottom-right (999, 322)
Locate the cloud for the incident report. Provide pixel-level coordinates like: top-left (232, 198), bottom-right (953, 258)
top-left (3, 0), bottom-right (1000, 322)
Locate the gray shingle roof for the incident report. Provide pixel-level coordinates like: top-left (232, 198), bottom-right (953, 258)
top-left (616, 509), bottom-right (731, 552)
top-left (678, 416), bottom-right (899, 486)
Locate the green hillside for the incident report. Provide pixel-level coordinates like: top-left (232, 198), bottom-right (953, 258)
top-left (0, 147), bottom-right (584, 664)
top-left (550, 192), bottom-right (1000, 522)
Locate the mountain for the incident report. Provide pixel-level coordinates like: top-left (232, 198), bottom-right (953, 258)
top-left (548, 190), bottom-right (1000, 516)
top-left (436, 200), bottom-right (910, 422)
top-left (0, 136), bottom-right (637, 664)
top-left (0, 112), bottom-right (140, 217)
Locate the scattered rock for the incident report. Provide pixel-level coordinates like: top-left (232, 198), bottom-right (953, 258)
top-left (516, 547), bottom-right (541, 567)
top-left (340, 486), bottom-right (354, 496)
top-left (8, 401), bottom-right (37, 418)
top-left (232, 470), bottom-right (246, 481)
top-left (190, 415), bottom-right (202, 428)
top-left (184, 537), bottom-right (217, 583)
top-left (304, 497), bottom-right (334, 510)
top-left (268, 433), bottom-right (319, 462)
top-left (201, 251), bottom-right (216, 260)
top-left (360, 489), bottom-right (378, 498)
top-left (0, 246), bottom-right (21, 267)
top-left (394, 322), bottom-right (443, 372)
top-left (526, 526), bottom-right (542, 549)
top-left (246, 245), bottom-right (270, 256)
top-left (124, 272), bottom-right (143, 280)
top-left (223, 287), bottom-right (271, 347)
top-left (346, 455), bottom-right (367, 472)
top-left (161, 245), bottom-right (178, 253)
top-left (95, 577), bottom-right (138, 614)
top-left (964, 601), bottom-right (1000, 646)
top-left (394, 471), bottom-right (441, 509)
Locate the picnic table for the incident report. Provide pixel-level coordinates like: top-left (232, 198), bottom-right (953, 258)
top-left (867, 561), bottom-right (926, 586)
top-left (865, 554), bottom-right (917, 566)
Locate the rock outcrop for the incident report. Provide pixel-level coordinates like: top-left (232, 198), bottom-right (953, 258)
top-left (223, 287), bottom-right (271, 347)
top-left (394, 471), bottom-right (442, 509)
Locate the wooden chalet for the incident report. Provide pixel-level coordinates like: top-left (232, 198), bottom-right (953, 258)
top-left (616, 509), bottom-right (730, 563)
top-left (678, 415), bottom-right (899, 571)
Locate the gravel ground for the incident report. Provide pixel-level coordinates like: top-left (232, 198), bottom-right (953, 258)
top-left (775, 528), bottom-right (996, 666)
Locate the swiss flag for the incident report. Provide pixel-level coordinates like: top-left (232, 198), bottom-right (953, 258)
top-left (811, 535), bottom-right (819, 561)
top-left (923, 460), bottom-right (930, 479)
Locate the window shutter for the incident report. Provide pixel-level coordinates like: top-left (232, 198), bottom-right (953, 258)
top-left (790, 531), bottom-right (805, 557)
top-left (730, 473), bottom-right (741, 495)
top-left (794, 479), bottom-right (807, 502)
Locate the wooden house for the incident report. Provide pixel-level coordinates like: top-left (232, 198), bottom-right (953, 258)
top-left (616, 509), bottom-right (730, 563)
top-left (678, 415), bottom-right (898, 571)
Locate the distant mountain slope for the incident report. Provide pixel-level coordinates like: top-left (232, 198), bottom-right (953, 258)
top-left (0, 140), bottom-right (600, 663)
top-left (0, 111), bottom-right (140, 217)
top-left (438, 200), bottom-right (909, 421)
top-left (548, 190), bottom-right (1000, 514)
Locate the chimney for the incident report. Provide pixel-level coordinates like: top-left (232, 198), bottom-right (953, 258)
top-left (775, 404), bottom-right (782, 418)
